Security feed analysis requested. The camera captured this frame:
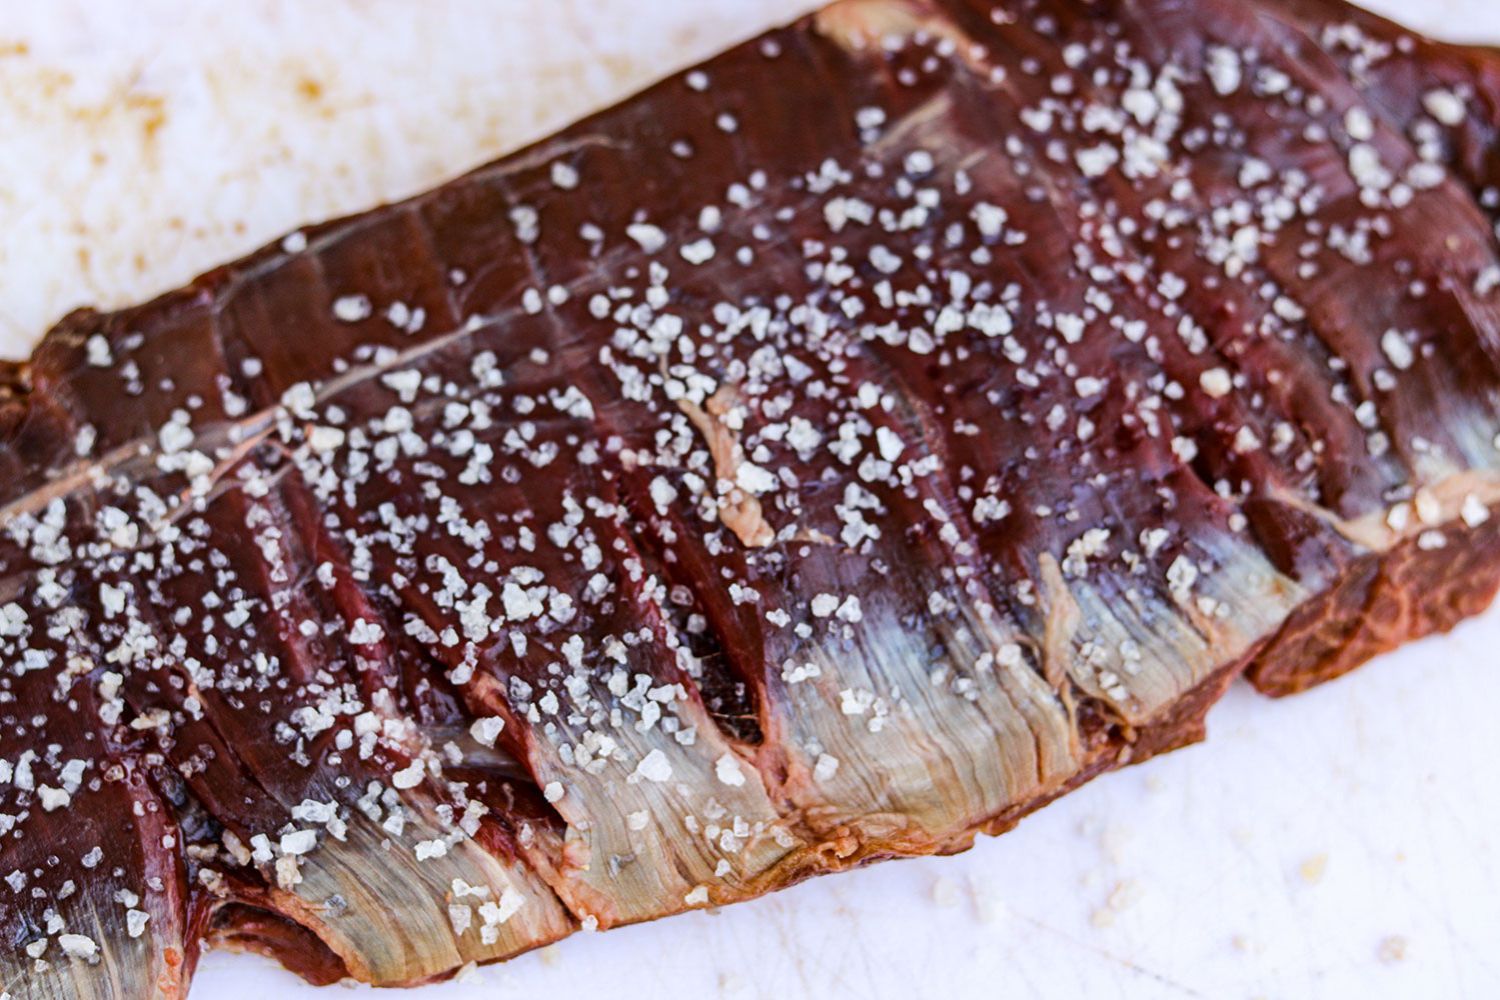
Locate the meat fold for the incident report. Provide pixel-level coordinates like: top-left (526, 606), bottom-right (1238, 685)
top-left (2, 0), bottom-right (1499, 995)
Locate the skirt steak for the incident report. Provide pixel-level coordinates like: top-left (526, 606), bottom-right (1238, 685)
top-left (2, 0), bottom-right (1499, 994)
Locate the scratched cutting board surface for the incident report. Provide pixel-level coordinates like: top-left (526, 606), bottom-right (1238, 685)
top-left (2, 1), bottom-right (1499, 997)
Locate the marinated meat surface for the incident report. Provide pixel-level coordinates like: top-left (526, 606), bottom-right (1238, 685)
top-left (2, 0), bottom-right (1499, 995)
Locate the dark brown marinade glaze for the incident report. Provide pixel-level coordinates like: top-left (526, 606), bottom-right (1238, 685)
top-left (1, 1), bottom-right (1499, 995)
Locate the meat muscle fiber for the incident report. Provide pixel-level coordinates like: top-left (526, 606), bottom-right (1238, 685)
top-left (2, 0), bottom-right (1500, 995)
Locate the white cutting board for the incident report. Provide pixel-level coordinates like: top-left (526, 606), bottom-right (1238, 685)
top-left (2, 2), bottom-right (1499, 997)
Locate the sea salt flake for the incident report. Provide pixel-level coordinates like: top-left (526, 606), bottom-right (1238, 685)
top-left (715, 753), bottom-right (746, 787)
top-left (470, 717), bottom-right (506, 747)
top-left (632, 749), bottom-right (673, 783)
top-left (332, 294), bottom-right (372, 322)
top-left (1199, 368), bottom-right (1232, 398)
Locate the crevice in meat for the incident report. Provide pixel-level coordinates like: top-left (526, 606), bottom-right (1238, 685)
top-left (207, 904), bottom-right (349, 987)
